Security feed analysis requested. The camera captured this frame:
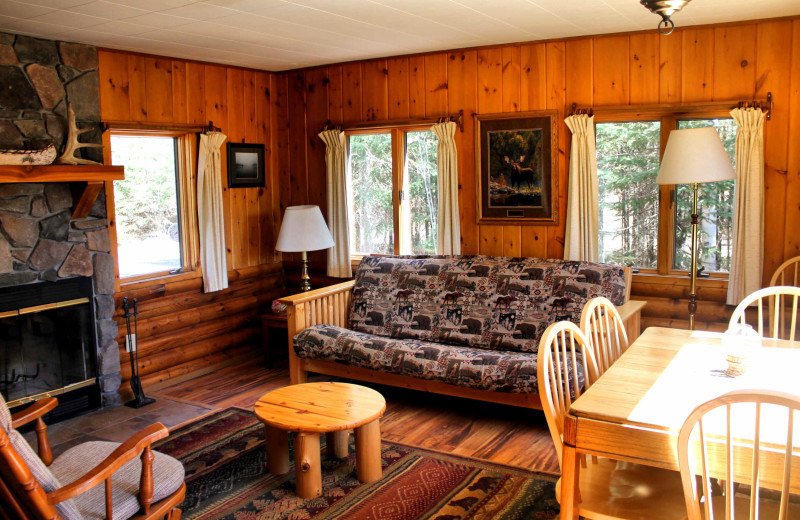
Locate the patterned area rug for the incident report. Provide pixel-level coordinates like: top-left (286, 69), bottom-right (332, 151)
top-left (154, 408), bottom-right (560, 519)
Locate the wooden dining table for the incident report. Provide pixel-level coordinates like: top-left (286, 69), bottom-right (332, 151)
top-left (559, 326), bottom-right (800, 520)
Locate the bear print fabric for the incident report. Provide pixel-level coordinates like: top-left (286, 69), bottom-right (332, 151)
top-left (294, 323), bottom-right (584, 394)
top-left (348, 255), bottom-right (626, 353)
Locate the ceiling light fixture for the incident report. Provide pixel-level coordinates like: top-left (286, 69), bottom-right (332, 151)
top-left (641, 0), bottom-right (691, 35)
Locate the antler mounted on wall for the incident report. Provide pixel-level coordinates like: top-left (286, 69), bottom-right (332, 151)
top-left (55, 102), bottom-right (103, 165)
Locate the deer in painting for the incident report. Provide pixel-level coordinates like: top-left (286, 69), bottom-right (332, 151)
top-left (503, 155), bottom-right (536, 191)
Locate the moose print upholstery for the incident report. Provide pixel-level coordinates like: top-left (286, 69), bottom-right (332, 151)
top-left (293, 255), bottom-right (626, 394)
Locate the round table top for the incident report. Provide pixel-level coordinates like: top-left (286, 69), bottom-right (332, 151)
top-left (254, 382), bottom-right (386, 433)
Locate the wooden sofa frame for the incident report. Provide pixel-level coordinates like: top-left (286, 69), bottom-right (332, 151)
top-left (279, 267), bottom-right (644, 411)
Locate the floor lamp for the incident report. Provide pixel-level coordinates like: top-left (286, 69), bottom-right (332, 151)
top-left (276, 205), bottom-right (335, 292)
top-left (657, 127), bottom-right (735, 330)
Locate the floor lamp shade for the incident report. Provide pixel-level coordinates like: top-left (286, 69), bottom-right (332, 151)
top-left (656, 127), bottom-right (735, 185)
top-left (276, 205), bottom-right (335, 292)
top-left (656, 127), bottom-right (734, 330)
top-left (276, 205), bottom-right (335, 253)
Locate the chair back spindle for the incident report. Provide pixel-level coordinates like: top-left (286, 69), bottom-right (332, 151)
top-left (580, 297), bottom-right (630, 375)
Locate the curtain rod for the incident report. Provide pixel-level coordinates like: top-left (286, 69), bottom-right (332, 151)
top-left (101, 120), bottom-right (223, 133)
top-left (321, 110), bottom-right (464, 134)
top-left (569, 103), bottom-right (593, 117)
top-left (569, 93), bottom-right (773, 120)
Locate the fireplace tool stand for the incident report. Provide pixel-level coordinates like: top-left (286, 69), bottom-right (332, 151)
top-left (122, 296), bottom-right (155, 408)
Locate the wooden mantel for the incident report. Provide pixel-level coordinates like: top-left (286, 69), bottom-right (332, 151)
top-left (0, 165), bottom-right (124, 219)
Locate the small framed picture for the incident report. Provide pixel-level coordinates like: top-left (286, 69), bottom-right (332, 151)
top-left (227, 143), bottom-right (265, 188)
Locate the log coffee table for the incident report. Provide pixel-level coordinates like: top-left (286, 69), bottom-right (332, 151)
top-left (254, 382), bottom-right (386, 499)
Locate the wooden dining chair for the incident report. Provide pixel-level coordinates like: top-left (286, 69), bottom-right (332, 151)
top-left (0, 393), bottom-right (185, 520)
top-left (677, 389), bottom-right (800, 520)
top-left (729, 286), bottom-right (800, 341)
top-left (537, 321), bottom-right (686, 519)
top-left (580, 297), bottom-right (630, 375)
top-left (770, 256), bottom-right (800, 287)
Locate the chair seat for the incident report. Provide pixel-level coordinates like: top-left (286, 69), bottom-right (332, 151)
top-left (51, 441), bottom-right (184, 520)
top-left (556, 458), bottom-right (687, 520)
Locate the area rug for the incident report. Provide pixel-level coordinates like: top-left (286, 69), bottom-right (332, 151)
top-left (154, 408), bottom-right (560, 519)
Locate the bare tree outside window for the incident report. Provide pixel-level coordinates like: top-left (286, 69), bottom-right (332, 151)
top-left (348, 133), bottom-right (394, 255)
top-left (595, 121), bottom-right (661, 268)
top-left (347, 129), bottom-right (439, 256)
top-left (406, 131), bottom-right (438, 254)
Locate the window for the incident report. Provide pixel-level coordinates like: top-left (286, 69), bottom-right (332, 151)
top-left (110, 133), bottom-right (197, 280)
top-left (347, 128), bottom-right (438, 255)
top-left (596, 113), bottom-right (736, 275)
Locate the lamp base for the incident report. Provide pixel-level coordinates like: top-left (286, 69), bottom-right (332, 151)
top-left (688, 182), bottom-right (699, 331)
top-left (300, 251), bottom-right (311, 292)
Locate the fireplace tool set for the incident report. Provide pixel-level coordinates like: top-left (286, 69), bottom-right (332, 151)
top-left (122, 296), bottom-right (155, 408)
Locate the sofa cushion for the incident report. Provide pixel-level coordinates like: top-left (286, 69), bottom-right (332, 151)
top-left (295, 324), bottom-right (584, 394)
top-left (349, 255), bottom-right (626, 352)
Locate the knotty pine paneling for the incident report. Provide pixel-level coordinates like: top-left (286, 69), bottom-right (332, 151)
top-left (99, 49), bottom-right (279, 272)
top-left (98, 49), bottom-right (282, 389)
top-left (274, 17), bottom-right (800, 331)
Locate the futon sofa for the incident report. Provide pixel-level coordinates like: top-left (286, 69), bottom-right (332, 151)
top-left (279, 255), bottom-right (641, 410)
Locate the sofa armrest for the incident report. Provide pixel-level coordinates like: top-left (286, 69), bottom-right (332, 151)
top-left (617, 300), bottom-right (647, 343)
top-left (278, 280), bottom-right (356, 384)
top-left (621, 266), bottom-right (633, 303)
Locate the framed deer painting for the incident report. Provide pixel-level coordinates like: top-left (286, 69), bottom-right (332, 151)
top-left (474, 111), bottom-right (558, 224)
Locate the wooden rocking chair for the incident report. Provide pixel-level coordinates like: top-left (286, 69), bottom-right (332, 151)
top-left (0, 394), bottom-right (185, 520)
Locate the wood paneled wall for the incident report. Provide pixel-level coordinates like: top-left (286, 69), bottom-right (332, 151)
top-left (97, 50), bottom-right (284, 389)
top-left (98, 50), bottom-right (280, 269)
top-left (274, 17), bottom-right (800, 331)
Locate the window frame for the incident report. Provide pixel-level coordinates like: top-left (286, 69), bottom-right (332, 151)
top-left (345, 124), bottom-right (435, 257)
top-left (594, 106), bottom-right (734, 279)
top-left (104, 129), bottom-right (201, 289)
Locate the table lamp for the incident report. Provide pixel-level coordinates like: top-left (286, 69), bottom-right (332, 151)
top-left (656, 127), bottom-right (735, 330)
top-left (276, 205), bottom-right (335, 291)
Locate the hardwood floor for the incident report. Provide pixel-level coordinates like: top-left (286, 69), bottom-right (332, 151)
top-left (149, 359), bottom-right (560, 475)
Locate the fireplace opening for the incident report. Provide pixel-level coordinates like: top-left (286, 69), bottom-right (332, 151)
top-left (0, 277), bottom-right (101, 421)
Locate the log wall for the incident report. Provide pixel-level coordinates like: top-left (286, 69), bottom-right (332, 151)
top-left (97, 50), bottom-right (284, 390)
top-left (274, 17), bottom-right (800, 331)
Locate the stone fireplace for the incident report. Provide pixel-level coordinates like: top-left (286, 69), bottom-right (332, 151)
top-left (0, 183), bottom-right (120, 410)
top-left (0, 31), bottom-right (119, 412)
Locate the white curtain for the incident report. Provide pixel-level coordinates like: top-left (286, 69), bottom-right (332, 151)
top-left (563, 114), bottom-right (599, 262)
top-left (197, 131), bottom-right (228, 293)
top-left (319, 129), bottom-right (352, 277)
top-left (432, 121), bottom-right (461, 255)
top-left (727, 107), bottom-right (766, 305)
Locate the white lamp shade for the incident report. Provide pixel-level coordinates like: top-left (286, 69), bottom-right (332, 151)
top-left (656, 127), bottom-right (735, 185)
top-left (275, 205), bottom-right (335, 252)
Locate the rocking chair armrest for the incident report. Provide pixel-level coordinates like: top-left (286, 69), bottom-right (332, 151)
top-left (47, 423), bottom-right (169, 505)
top-left (10, 398), bottom-right (58, 429)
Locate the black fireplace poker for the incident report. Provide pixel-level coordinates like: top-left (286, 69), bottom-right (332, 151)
top-left (122, 297), bottom-right (155, 409)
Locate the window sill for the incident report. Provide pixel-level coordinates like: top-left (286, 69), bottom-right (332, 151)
top-left (632, 271), bottom-right (729, 283)
top-left (118, 268), bottom-right (202, 293)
